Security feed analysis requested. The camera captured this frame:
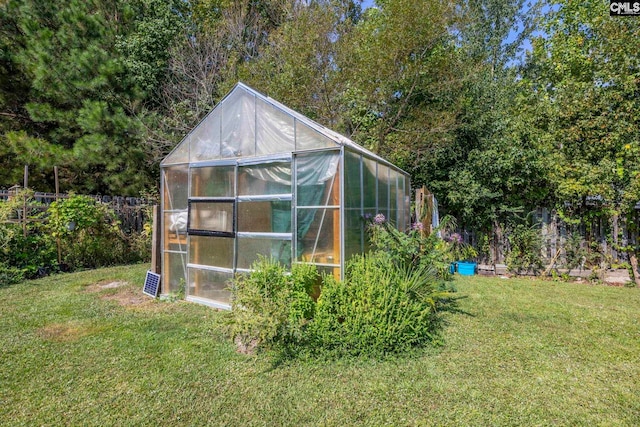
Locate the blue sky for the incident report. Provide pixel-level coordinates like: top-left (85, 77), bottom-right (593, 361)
top-left (360, 0), bottom-right (537, 64)
top-left (362, 0), bottom-right (375, 9)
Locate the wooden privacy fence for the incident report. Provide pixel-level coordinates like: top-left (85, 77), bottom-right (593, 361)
top-left (0, 188), bottom-right (156, 233)
top-left (459, 207), bottom-right (640, 268)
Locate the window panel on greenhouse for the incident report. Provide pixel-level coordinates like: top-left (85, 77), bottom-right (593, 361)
top-left (162, 140), bottom-right (189, 165)
top-left (238, 200), bottom-right (291, 233)
top-left (188, 268), bottom-right (232, 303)
top-left (362, 156), bottom-right (377, 217)
top-left (296, 152), bottom-right (340, 207)
top-left (344, 150), bottom-right (362, 210)
top-left (164, 213), bottom-right (187, 250)
top-left (238, 163), bottom-right (291, 196)
top-left (389, 171), bottom-right (398, 226)
top-left (297, 207), bottom-right (340, 265)
top-left (295, 121), bottom-right (336, 151)
top-left (189, 109), bottom-right (221, 162)
top-left (397, 175), bottom-right (406, 230)
top-left (256, 99), bottom-right (294, 156)
top-left (345, 208), bottom-right (364, 261)
top-left (377, 163), bottom-right (390, 218)
top-left (163, 166), bottom-right (188, 211)
top-left (189, 236), bottom-right (234, 269)
top-left (404, 177), bottom-right (411, 227)
top-left (188, 202), bottom-right (234, 234)
top-left (237, 237), bottom-right (292, 269)
top-left (190, 166), bottom-right (235, 198)
top-left (221, 88), bottom-right (256, 158)
top-left (163, 252), bottom-right (186, 294)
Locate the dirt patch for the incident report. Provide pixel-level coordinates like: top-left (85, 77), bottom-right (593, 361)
top-left (85, 280), bottom-right (158, 309)
top-left (85, 280), bottom-right (129, 293)
top-left (100, 281), bottom-right (127, 289)
top-left (101, 289), bottom-right (150, 307)
top-left (235, 336), bottom-right (260, 355)
top-left (38, 321), bottom-right (95, 342)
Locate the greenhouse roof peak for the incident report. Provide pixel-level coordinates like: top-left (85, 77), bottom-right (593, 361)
top-left (162, 81), bottom-right (397, 170)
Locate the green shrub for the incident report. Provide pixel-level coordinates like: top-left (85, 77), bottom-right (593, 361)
top-left (563, 231), bottom-right (587, 270)
top-left (0, 191), bottom-right (57, 280)
top-left (310, 253), bottom-right (456, 357)
top-left (506, 222), bottom-right (544, 274)
top-left (367, 213), bottom-right (452, 279)
top-left (47, 195), bottom-right (134, 269)
top-left (228, 216), bottom-right (458, 358)
top-left (0, 263), bottom-right (25, 286)
top-left (229, 258), bottom-right (318, 353)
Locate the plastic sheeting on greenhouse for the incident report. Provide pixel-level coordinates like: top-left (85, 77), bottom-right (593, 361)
top-left (160, 82), bottom-right (411, 309)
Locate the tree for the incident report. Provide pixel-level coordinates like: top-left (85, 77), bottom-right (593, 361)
top-left (526, 0), bottom-right (640, 245)
top-left (0, 0), bottom-right (184, 194)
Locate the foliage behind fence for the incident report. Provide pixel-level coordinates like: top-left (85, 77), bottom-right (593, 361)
top-left (0, 188), bottom-right (155, 285)
top-left (460, 207), bottom-right (640, 272)
top-left (0, 188), bottom-right (155, 233)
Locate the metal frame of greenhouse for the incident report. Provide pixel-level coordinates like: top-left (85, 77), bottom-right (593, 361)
top-left (160, 82), bottom-right (410, 309)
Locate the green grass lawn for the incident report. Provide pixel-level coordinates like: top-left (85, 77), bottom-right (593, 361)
top-left (1, 265), bottom-right (639, 426)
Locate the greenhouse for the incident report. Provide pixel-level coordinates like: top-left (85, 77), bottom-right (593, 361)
top-left (160, 82), bottom-right (410, 309)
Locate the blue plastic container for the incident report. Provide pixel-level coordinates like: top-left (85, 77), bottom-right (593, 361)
top-left (449, 263), bottom-right (456, 274)
top-left (457, 261), bottom-right (477, 276)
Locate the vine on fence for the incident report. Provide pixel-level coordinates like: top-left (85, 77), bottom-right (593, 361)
top-left (0, 190), bottom-right (153, 285)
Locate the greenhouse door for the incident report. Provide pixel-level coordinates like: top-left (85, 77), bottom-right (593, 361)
top-left (186, 164), bottom-right (236, 308)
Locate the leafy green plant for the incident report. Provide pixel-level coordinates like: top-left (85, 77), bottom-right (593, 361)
top-left (445, 232), bottom-right (478, 262)
top-left (0, 264), bottom-right (25, 286)
top-left (228, 258), bottom-right (318, 354)
top-left (310, 253), bottom-right (457, 357)
top-left (506, 222), bottom-right (544, 275)
top-left (228, 215), bottom-right (458, 358)
top-left (563, 231), bottom-right (587, 270)
top-left (0, 190), bottom-right (57, 281)
top-left (47, 195), bottom-right (129, 270)
top-left (366, 213), bottom-right (453, 278)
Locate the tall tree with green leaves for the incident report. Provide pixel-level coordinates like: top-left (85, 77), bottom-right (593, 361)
top-left (0, 0), bottom-right (184, 194)
top-left (528, 0), bottom-right (640, 220)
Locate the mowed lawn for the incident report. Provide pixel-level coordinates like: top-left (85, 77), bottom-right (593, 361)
top-left (1, 265), bottom-right (639, 426)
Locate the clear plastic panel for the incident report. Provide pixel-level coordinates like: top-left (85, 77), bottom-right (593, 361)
top-left (362, 157), bottom-right (377, 218)
top-left (295, 121), bottom-right (337, 151)
top-left (163, 212), bottom-right (187, 250)
top-left (344, 150), bottom-right (362, 209)
top-left (189, 235), bottom-right (234, 268)
top-left (389, 170), bottom-right (398, 227)
top-left (188, 268), bottom-right (232, 303)
top-left (190, 109), bottom-right (221, 162)
top-left (345, 208), bottom-right (364, 262)
top-left (404, 175), bottom-right (411, 229)
top-left (161, 140), bottom-right (189, 165)
top-left (189, 202), bottom-right (234, 233)
top-left (397, 173), bottom-right (406, 230)
top-left (296, 152), bottom-right (340, 206)
top-left (191, 166), bottom-right (235, 198)
top-left (297, 207), bottom-right (340, 265)
top-left (377, 163), bottom-right (390, 218)
top-left (221, 88), bottom-right (256, 158)
top-left (162, 165), bottom-right (189, 211)
top-left (238, 163), bottom-right (291, 196)
top-left (163, 252), bottom-right (186, 294)
top-left (238, 200), bottom-right (292, 233)
top-left (256, 98), bottom-right (295, 156)
top-left (237, 237), bottom-right (292, 269)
